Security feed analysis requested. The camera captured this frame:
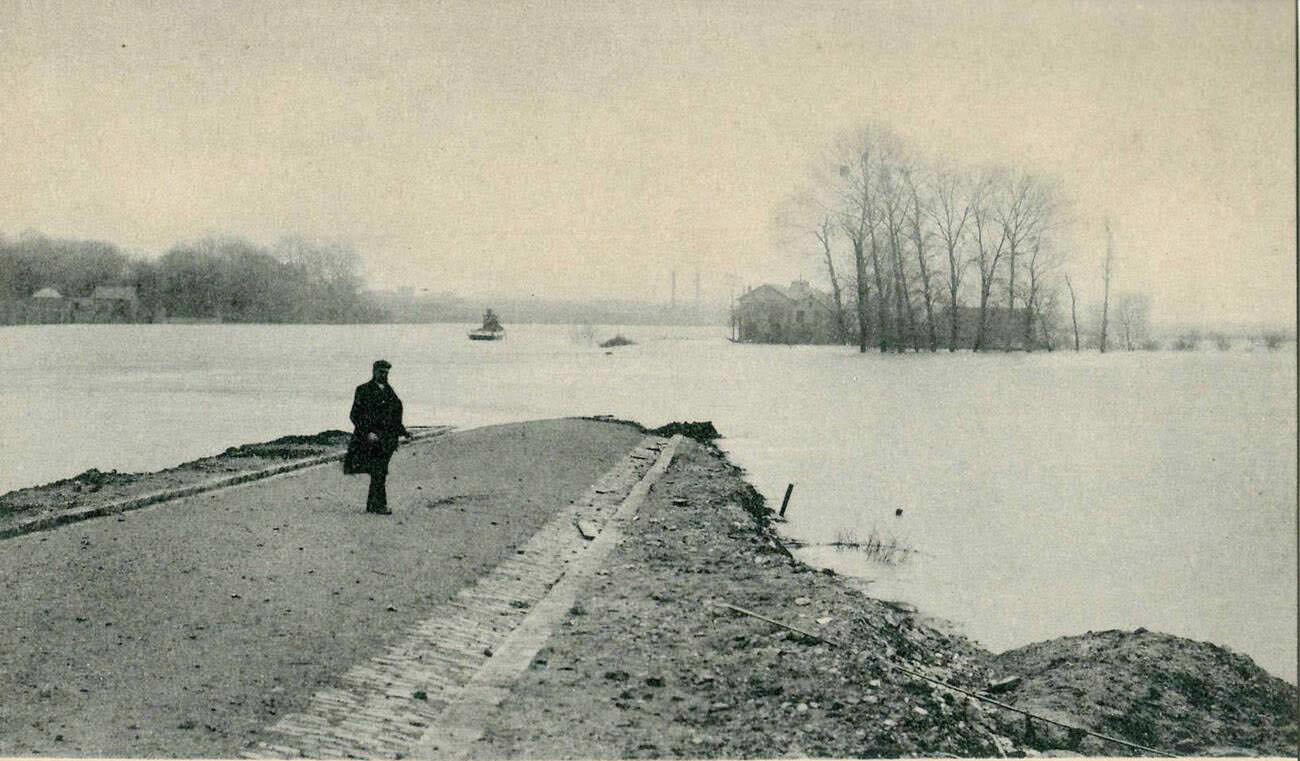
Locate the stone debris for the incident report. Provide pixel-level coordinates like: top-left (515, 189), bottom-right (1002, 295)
top-left (576, 520), bottom-right (599, 540)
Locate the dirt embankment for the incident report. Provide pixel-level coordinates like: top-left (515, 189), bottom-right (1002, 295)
top-left (3, 419), bottom-right (1293, 758)
top-left (0, 430), bottom-right (351, 526)
top-left (993, 630), bottom-right (1297, 756)
top-left (0, 429), bottom-right (461, 538)
top-left (470, 434), bottom-right (1297, 759)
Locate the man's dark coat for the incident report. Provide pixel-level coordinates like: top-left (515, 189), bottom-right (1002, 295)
top-left (345, 379), bottom-right (409, 474)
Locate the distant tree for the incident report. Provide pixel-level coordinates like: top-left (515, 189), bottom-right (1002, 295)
top-left (995, 170), bottom-right (1058, 350)
top-left (1023, 235), bottom-right (1065, 351)
top-left (126, 258), bottom-right (162, 320)
top-left (1114, 292), bottom-right (1152, 351)
top-left (830, 128), bottom-right (893, 352)
top-left (926, 165), bottom-right (975, 352)
top-left (878, 158), bottom-right (918, 351)
top-left (272, 236), bottom-right (373, 322)
top-left (0, 232), bottom-right (128, 298)
top-left (1099, 219), bottom-right (1115, 353)
top-left (157, 241), bottom-right (225, 318)
top-left (1172, 329), bottom-right (1201, 351)
top-left (969, 173), bottom-right (1007, 352)
top-left (1261, 330), bottom-right (1287, 350)
top-left (813, 216), bottom-right (850, 343)
top-left (1063, 272), bottom-right (1081, 351)
top-left (902, 165), bottom-right (939, 351)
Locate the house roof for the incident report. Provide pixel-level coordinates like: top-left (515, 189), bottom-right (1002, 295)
top-left (91, 286), bottom-right (139, 302)
top-left (738, 281), bottom-right (835, 312)
top-left (32, 287), bottom-right (63, 299)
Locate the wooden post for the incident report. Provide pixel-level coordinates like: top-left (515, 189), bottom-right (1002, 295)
top-left (778, 483), bottom-right (794, 516)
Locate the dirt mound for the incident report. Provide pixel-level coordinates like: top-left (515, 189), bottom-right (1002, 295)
top-left (222, 430), bottom-right (352, 459)
top-left (650, 420), bottom-right (720, 443)
top-left (0, 428), bottom-right (361, 533)
top-left (990, 628), bottom-right (1297, 756)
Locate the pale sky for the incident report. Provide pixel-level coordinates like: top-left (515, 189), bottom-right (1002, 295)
top-left (1, 0), bottom-right (1294, 325)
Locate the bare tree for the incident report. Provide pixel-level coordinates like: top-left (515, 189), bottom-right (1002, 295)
top-left (1099, 219), bottom-right (1114, 353)
top-left (1022, 233), bottom-right (1065, 351)
top-left (814, 215), bottom-right (850, 343)
top-left (995, 170), bottom-right (1057, 350)
top-left (1063, 271), bottom-right (1081, 351)
top-left (879, 159), bottom-right (918, 351)
top-left (903, 166), bottom-right (939, 351)
top-left (831, 128), bottom-right (895, 352)
top-left (926, 166), bottom-right (974, 351)
top-left (969, 174), bottom-right (1007, 352)
top-left (1115, 292), bottom-right (1152, 351)
top-left (1035, 286), bottom-right (1063, 350)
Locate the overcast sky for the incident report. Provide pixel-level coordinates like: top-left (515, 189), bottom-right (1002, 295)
top-left (1, 0), bottom-right (1293, 325)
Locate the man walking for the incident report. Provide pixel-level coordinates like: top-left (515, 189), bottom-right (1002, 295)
top-left (349, 359), bottom-right (411, 514)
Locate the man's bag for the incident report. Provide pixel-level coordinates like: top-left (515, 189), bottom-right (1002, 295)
top-left (342, 434), bottom-right (372, 475)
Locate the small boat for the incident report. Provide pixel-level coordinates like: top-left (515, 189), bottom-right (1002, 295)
top-left (468, 327), bottom-right (505, 341)
top-left (468, 309), bottom-right (505, 341)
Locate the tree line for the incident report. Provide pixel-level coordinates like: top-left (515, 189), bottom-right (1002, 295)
top-left (781, 125), bottom-right (1152, 353)
top-left (0, 231), bottom-right (385, 323)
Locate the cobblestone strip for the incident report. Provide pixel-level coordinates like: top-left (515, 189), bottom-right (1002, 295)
top-left (410, 434), bottom-right (685, 760)
top-left (0, 427), bottom-right (453, 541)
top-left (242, 435), bottom-right (672, 760)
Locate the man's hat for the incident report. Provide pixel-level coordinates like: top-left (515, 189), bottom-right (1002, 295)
top-left (373, 359), bottom-right (392, 370)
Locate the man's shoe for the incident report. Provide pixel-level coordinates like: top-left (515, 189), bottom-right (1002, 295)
top-left (370, 508), bottom-right (392, 515)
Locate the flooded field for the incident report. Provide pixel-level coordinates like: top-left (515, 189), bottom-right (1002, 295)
top-left (1, 322), bottom-right (1294, 680)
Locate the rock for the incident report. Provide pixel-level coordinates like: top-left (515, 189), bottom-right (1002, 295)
top-left (1204, 747), bottom-right (1260, 758)
top-left (794, 597), bottom-right (811, 606)
top-left (986, 675), bottom-right (1021, 693)
top-left (815, 617), bottom-right (832, 625)
top-left (576, 520), bottom-right (599, 540)
top-left (796, 702), bottom-right (809, 713)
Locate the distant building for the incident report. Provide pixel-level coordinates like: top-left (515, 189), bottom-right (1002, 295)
top-left (0, 284), bottom-right (150, 325)
top-left (735, 280), bottom-right (839, 344)
top-left (90, 285), bottom-right (142, 322)
top-left (16, 286), bottom-right (72, 323)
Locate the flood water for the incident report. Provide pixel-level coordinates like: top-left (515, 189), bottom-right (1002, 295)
top-left (1, 322), bottom-right (1295, 681)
